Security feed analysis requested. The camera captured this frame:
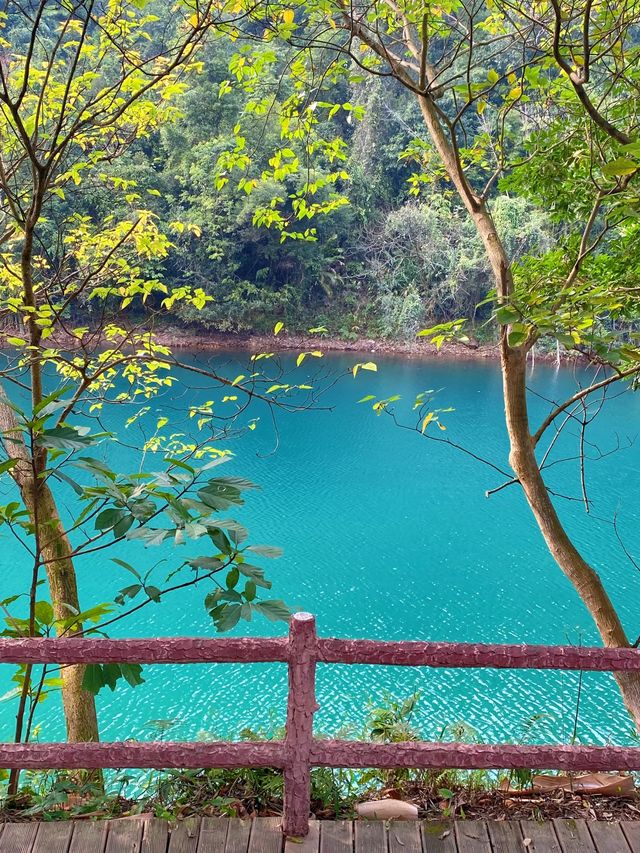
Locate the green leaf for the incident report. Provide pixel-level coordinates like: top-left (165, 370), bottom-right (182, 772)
top-left (33, 385), bottom-right (73, 417)
top-left (0, 686), bottom-right (22, 703)
top-left (51, 469), bottom-right (84, 495)
top-left (36, 426), bottom-right (94, 451)
top-left (101, 664), bottom-right (122, 691)
top-left (130, 499), bottom-right (157, 521)
top-left (95, 508), bottom-right (125, 531)
top-left (208, 527), bottom-right (233, 555)
top-left (0, 459), bottom-right (18, 476)
top-left (34, 601), bottom-right (54, 626)
top-left (163, 457), bottom-right (196, 475)
top-left (111, 558), bottom-right (141, 579)
top-left (70, 603), bottom-right (114, 625)
top-left (198, 481), bottom-right (244, 511)
top-left (82, 665), bottom-right (104, 695)
top-left (82, 662), bottom-right (144, 694)
top-left (184, 521), bottom-right (208, 539)
top-left (201, 456), bottom-right (233, 471)
top-left (211, 518), bottom-right (249, 545)
top-left (253, 599), bottom-right (291, 622)
top-left (602, 157), bottom-right (638, 177)
top-left (126, 527), bottom-right (172, 546)
top-left (145, 585), bottom-right (162, 603)
top-left (210, 603), bottom-right (242, 632)
top-left (246, 544), bottom-right (283, 559)
top-left (213, 476), bottom-right (259, 491)
top-left (237, 563), bottom-right (271, 589)
top-left (187, 556), bottom-right (224, 570)
top-left (120, 663), bottom-right (145, 688)
top-left (495, 305), bottom-right (520, 325)
top-left (508, 329), bottom-right (528, 347)
top-left (620, 346), bottom-right (640, 362)
top-left (115, 584), bottom-right (143, 605)
top-left (72, 457), bottom-right (117, 481)
top-left (114, 514), bottom-right (135, 538)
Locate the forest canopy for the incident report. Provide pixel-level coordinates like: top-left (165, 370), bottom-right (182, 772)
top-left (0, 0), bottom-right (569, 342)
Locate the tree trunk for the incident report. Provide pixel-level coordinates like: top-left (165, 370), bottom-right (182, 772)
top-left (500, 342), bottom-right (640, 726)
top-left (0, 391), bottom-right (100, 745)
top-left (32, 483), bottom-right (101, 744)
top-left (413, 90), bottom-right (640, 727)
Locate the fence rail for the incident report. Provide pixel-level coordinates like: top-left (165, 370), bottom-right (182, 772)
top-left (2, 612), bottom-right (640, 837)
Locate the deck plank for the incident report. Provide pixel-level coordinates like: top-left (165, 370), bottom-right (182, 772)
top-left (284, 820), bottom-right (319, 853)
top-left (320, 820), bottom-right (352, 853)
top-left (32, 821), bottom-right (74, 853)
top-left (225, 820), bottom-right (253, 853)
top-left (420, 821), bottom-right (456, 853)
top-left (520, 820), bottom-right (561, 853)
top-left (588, 822), bottom-right (632, 853)
top-left (105, 819), bottom-right (145, 853)
top-left (248, 817), bottom-right (282, 853)
top-left (197, 818), bottom-right (229, 853)
top-left (168, 818), bottom-right (201, 853)
top-left (355, 821), bottom-right (386, 853)
top-left (621, 824), bottom-right (640, 853)
top-left (142, 818), bottom-right (170, 853)
top-left (3, 816), bottom-right (640, 853)
top-left (0, 822), bottom-right (38, 853)
top-left (454, 821), bottom-right (491, 853)
top-left (553, 820), bottom-right (597, 853)
top-left (485, 821), bottom-right (523, 852)
top-left (387, 821), bottom-right (421, 853)
top-left (68, 820), bottom-right (109, 853)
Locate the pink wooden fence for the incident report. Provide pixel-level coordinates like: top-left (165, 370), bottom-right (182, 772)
top-left (2, 612), bottom-right (640, 836)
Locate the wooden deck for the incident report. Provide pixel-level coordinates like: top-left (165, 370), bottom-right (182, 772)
top-left (0, 816), bottom-right (639, 853)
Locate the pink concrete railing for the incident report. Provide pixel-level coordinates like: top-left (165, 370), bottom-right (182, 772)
top-left (2, 612), bottom-right (640, 836)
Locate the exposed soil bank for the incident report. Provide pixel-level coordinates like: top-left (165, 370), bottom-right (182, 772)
top-left (0, 325), bottom-right (567, 364)
top-left (154, 328), bottom-right (565, 364)
top-left (155, 329), bottom-right (496, 360)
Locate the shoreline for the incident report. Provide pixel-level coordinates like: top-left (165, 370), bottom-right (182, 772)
top-left (158, 329), bottom-right (495, 360)
top-left (0, 326), bottom-right (565, 364)
top-left (153, 328), bottom-right (559, 363)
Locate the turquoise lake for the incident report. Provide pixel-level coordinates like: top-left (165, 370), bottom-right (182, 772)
top-left (1, 352), bottom-right (639, 748)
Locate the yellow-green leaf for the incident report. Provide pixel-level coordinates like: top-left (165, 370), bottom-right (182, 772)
top-left (421, 412), bottom-right (434, 433)
top-left (352, 361), bottom-right (377, 377)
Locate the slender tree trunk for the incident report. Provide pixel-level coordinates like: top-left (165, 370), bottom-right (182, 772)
top-left (499, 345), bottom-right (640, 725)
top-left (31, 484), bottom-right (101, 744)
top-left (414, 90), bottom-right (640, 727)
top-left (0, 390), bottom-right (100, 745)
top-left (0, 209), bottom-right (101, 749)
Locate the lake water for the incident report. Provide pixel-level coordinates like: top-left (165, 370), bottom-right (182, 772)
top-left (1, 352), bottom-right (639, 749)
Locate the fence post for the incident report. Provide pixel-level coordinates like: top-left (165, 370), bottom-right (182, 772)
top-left (283, 612), bottom-right (317, 837)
